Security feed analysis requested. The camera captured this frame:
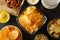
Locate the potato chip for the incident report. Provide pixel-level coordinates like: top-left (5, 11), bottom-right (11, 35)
top-left (53, 33), bottom-right (59, 38)
top-left (57, 19), bottom-right (60, 25)
top-left (1, 27), bottom-right (9, 39)
top-left (54, 26), bottom-right (60, 33)
top-left (8, 30), bottom-right (19, 40)
top-left (49, 24), bottom-right (55, 30)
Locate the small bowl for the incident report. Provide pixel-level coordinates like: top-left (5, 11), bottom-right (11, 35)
top-left (27, 0), bottom-right (39, 5)
top-left (17, 6), bottom-right (47, 35)
top-left (34, 34), bottom-right (48, 40)
top-left (1, 25), bottom-right (23, 40)
top-left (47, 18), bottom-right (60, 39)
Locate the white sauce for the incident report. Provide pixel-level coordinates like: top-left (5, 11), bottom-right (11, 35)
top-left (41, 0), bottom-right (60, 9)
top-left (27, 0), bottom-right (39, 5)
top-left (44, 0), bottom-right (59, 5)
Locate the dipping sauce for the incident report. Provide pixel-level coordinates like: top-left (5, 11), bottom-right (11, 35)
top-left (27, 0), bottom-right (39, 5)
top-left (0, 25), bottom-right (22, 40)
top-left (0, 10), bottom-right (10, 23)
top-left (18, 6), bottom-right (44, 34)
top-left (41, 0), bottom-right (59, 9)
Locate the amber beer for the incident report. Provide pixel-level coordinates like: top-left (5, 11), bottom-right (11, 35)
top-left (41, 0), bottom-right (60, 12)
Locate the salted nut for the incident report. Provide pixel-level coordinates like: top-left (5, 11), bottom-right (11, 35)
top-left (5, 0), bottom-right (22, 8)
